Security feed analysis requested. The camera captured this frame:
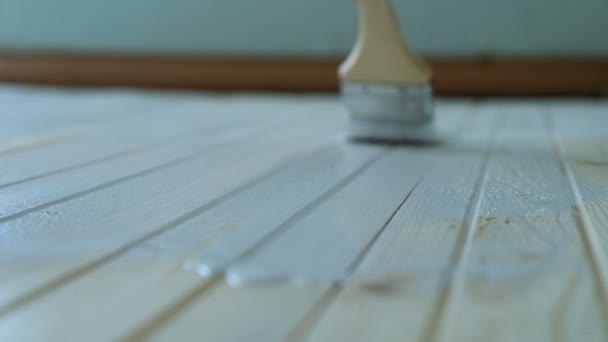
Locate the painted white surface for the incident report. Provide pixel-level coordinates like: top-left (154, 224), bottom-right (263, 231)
top-left (190, 144), bottom-right (384, 277)
top-left (308, 106), bottom-right (495, 342)
top-left (0, 87), bottom-right (607, 341)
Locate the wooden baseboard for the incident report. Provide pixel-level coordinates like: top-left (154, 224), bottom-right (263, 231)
top-left (0, 52), bottom-right (607, 96)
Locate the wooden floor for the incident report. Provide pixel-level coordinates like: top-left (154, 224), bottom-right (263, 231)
top-left (1, 85), bottom-right (607, 341)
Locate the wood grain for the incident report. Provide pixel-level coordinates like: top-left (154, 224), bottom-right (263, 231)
top-left (0, 132), bottom-right (344, 340)
top-left (226, 148), bottom-right (434, 285)
top-left (0, 94), bottom-right (471, 341)
top-left (193, 105), bottom-right (471, 282)
top-left (187, 144), bottom-right (384, 277)
top-left (449, 107), bottom-right (607, 341)
top-left (0, 113), bottom-right (262, 188)
top-left (1, 52), bottom-right (607, 96)
top-left (0, 117), bottom-right (341, 311)
top-left (1, 87), bottom-right (607, 341)
top-left (0, 120), bottom-right (270, 222)
top-left (307, 105), bottom-right (496, 342)
top-left (552, 102), bottom-right (608, 320)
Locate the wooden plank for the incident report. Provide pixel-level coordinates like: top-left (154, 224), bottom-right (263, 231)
top-left (308, 104), bottom-right (608, 342)
top-left (0, 111), bottom-right (267, 188)
top-left (0, 132), bottom-right (76, 158)
top-left (225, 148), bottom-right (433, 285)
top-left (0, 89), bottom-right (201, 159)
top-left (134, 106), bottom-right (480, 341)
top-left (193, 104), bottom-right (472, 280)
top-left (552, 102), bottom-right (608, 311)
top-left (0, 105), bottom-right (469, 341)
top-left (146, 283), bottom-right (331, 342)
top-left (172, 144), bottom-right (384, 276)
top-left (1, 53), bottom-right (608, 96)
top-left (143, 145), bottom-right (437, 341)
top-left (0, 88), bottom-right (150, 144)
top-left (444, 106), bottom-right (608, 341)
top-left (0, 118), bottom-right (277, 221)
top-left (0, 118), bottom-right (338, 313)
top-left (4, 92), bottom-right (605, 341)
top-left (305, 104), bottom-right (496, 342)
top-left (0, 86), bottom-right (289, 153)
top-left (0, 143), bottom-right (380, 341)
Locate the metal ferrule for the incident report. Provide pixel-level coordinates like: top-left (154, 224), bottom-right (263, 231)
top-left (341, 82), bottom-right (433, 123)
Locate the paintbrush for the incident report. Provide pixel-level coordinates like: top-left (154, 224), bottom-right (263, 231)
top-left (340, 0), bottom-right (436, 143)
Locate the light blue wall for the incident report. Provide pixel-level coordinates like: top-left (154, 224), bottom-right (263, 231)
top-left (1, 0), bottom-right (607, 56)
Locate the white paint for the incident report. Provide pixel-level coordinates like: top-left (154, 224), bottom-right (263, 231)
top-left (0, 143), bottom-right (372, 341)
top-left (206, 107), bottom-right (472, 285)
top-left (226, 149), bottom-right (433, 285)
top-left (451, 108), bottom-right (607, 342)
top-left (0, 86), bottom-right (607, 341)
top-left (0, 118), bottom-right (338, 312)
top-left (306, 106), bottom-right (494, 342)
top-left (186, 144), bottom-right (384, 276)
top-left (0, 120), bottom-right (272, 221)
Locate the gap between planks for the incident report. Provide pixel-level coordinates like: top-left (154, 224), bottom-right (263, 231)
top-left (0, 136), bottom-right (341, 316)
top-left (117, 146), bottom-right (391, 340)
top-left (547, 113), bottom-right (608, 319)
top-left (0, 118), bottom-right (296, 223)
top-left (127, 149), bottom-right (417, 341)
top-left (424, 113), bottom-right (501, 342)
top-left (133, 108), bottom-right (481, 341)
top-left (281, 176), bottom-right (427, 342)
top-left (0, 100), bottom-right (484, 340)
top-left (0, 117), bottom-right (266, 189)
top-left (220, 149), bottom-right (390, 285)
top-left (0, 142), bottom-right (385, 341)
top-left (138, 103), bottom-right (608, 342)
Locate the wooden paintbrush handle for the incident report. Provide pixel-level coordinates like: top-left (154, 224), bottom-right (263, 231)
top-left (339, 0), bottom-right (432, 84)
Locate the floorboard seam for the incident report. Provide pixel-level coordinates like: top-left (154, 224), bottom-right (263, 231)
top-left (0, 141), bottom-right (334, 317)
top-left (219, 148), bottom-right (390, 274)
top-left (0, 123), bottom-right (278, 224)
top-left (123, 278), bottom-right (222, 342)
top-left (424, 109), bottom-right (500, 342)
top-left (280, 166), bottom-right (430, 342)
top-left (547, 111), bottom-right (608, 322)
top-left (0, 120), bottom-right (264, 189)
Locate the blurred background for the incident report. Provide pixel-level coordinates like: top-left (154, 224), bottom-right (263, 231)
top-left (1, 0), bottom-right (607, 96)
top-left (2, 0), bottom-right (608, 56)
